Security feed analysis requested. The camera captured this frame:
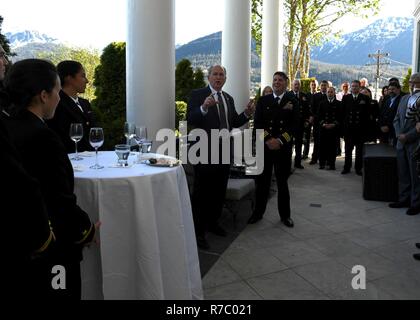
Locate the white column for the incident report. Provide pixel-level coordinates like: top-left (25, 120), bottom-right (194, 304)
top-left (261, 0), bottom-right (284, 89)
top-left (413, 2), bottom-right (420, 72)
top-left (126, 0), bottom-right (175, 145)
top-left (221, 0), bottom-right (251, 113)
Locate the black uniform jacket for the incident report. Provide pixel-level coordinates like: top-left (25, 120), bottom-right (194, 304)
top-left (5, 109), bottom-right (94, 261)
top-left (47, 90), bottom-right (96, 154)
top-left (254, 92), bottom-right (299, 148)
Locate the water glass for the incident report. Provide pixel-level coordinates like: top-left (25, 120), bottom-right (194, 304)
top-left (115, 144), bottom-right (130, 167)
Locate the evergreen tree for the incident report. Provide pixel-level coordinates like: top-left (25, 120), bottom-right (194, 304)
top-left (92, 42), bottom-right (126, 150)
top-left (193, 68), bottom-right (206, 90)
top-left (0, 16), bottom-right (13, 56)
top-left (175, 59), bottom-right (195, 102)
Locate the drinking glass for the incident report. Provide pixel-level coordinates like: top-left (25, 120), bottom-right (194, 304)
top-left (70, 123), bottom-right (83, 161)
top-left (115, 144), bottom-right (130, 167)
top-left (89, 127), bottom-right (104, 169)
top-left (142, 140), bottom-right (153, 153)
top-left (124, 122), bottom-right (136, 146)
top-left (134, 126), bottom-right (147, 163)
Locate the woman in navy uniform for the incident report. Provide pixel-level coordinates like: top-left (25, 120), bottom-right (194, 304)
top-left (248, 71), bottom-right (298, 227)
top-left (47, 60), bottom-right (96, 153)
top-left (3, 59), bottom-right (97, 299)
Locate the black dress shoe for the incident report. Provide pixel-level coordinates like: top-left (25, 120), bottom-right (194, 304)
top-left (196, 236), bottom-right (210, 250)
top-left (208, 225), bottom-right (227, 237)
top-left (309, 160), bottom-right (317, 165)
top-left (319, 166), bottom-right (325, 170)
top-left (248, 214), bottom-right (263, 224)
top-left (327, 166), bottom-right (336, 171)
top-left (294, 164), bottom-right (304, 169)
top-left (416, 243), bottom-right (420, 249)
top-left (413, 253), bottom-right (420, 261)
top-left (281, 218), bottom-right (294, 228)
top-left (302, 155), bottom-right (308, 160)
top-left (389, 201), bottom-right (410, 208)
top-left (356, 170), bottom-right (362, 176)
top-left (406, 207), bottom-right (420, 216)
top-left (341, 169), bottom-right (350, 174)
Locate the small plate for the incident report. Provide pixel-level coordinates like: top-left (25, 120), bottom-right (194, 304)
top-left (145, 159), bottom-right (180, 167)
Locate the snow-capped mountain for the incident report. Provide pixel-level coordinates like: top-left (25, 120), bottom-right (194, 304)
top-left (311, 17), bottom-right (414, 65)
top-left (5, 30), bottom-right (59, 48)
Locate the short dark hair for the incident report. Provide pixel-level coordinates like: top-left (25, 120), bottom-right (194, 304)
top-left (273, 71), bottom-right (288, 81)
top-left (320, 80), bottom-right (329, 86)
top-left (388, 81), bottom-right (401, 89)
top-left (352, 80), bottom-right (361, 86)
top-left (388, 77), bottom-right (400, 85)
top-left (57, 60), bottom-right (83, 86)
top-left (3, 59), bottom-right (57, 112)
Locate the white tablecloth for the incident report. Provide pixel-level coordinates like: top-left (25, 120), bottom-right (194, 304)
top-left (71, 151), bottom-right (203, 300)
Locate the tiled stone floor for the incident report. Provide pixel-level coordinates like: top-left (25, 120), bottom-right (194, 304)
top-left (202, 157), bottom-right (420, 300)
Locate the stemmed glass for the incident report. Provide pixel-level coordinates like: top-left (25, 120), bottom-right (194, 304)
top-left (124, 122), bottom-right (136, 146)
top-left (89, 128), bottom-right (104, 169)
top-left (134, 126), bottom-right (147, 163)
top-left (70, 123), bottom-right (83, 161)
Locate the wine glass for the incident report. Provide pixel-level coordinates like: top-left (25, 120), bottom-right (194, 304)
top-left (70, 123), bottom-right (83, 161)
top-left (89, 127), bottom-right (104, 169)
top-left (124, 122), bottom-right (135, 146)
top-left (134, 126), bottom-right (147, 163)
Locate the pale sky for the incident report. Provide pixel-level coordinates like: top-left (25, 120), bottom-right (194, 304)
top-left (0, 0), bottom-right (414, 50)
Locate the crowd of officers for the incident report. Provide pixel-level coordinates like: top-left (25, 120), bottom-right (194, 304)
top-left (269, 77), bottom-right (405, 175)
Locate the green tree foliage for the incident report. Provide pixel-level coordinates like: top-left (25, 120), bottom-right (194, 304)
top-left (176, 58), bottom-right (207, 102)
top-left (251, 0), bottom-right (381, 79)
top-left (193, 68), bottom-right (206, 90)
top-left (92, 42), bottom-right (126, 150)
top-left (0, 16), bottom-right (13, 56)
top-left (175, 101), bottom-right (187, 131)
top-left (300, 78), bottom-right (316, 93)
top-left (251, 1), bottom-right (263, 57)
top-left (37, 46), bottom-right (100, 101)
top-left (403, 68), bottom-right (412, 94)
top-left (176, 59), bottom-right (194, 102)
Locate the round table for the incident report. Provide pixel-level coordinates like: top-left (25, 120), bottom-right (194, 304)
top-left (71, 151), bottom-right (202, 300)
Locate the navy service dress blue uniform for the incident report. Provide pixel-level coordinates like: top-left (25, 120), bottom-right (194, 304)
top-left (318, 98), bottom-right (342, 169)
top-left (292, 91), bottom-right (311, 168)
top-left (249, 92), bottom-right (298, 224)
top-left (342, 93), bottom-right (370, 174)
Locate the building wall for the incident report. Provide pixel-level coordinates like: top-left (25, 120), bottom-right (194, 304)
top-left (413, 0), bottom-right (420, 72)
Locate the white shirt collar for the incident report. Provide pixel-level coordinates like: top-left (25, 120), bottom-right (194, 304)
top-left (209, 85), bottom-right (222, 95)
top-left (69, 95), bottom-right (79, 104)
top-left (273, 92), bottom-right (285, 100)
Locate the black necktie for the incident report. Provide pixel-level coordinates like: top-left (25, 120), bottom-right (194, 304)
top-left (217, 92), bottom-right (229, 130)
